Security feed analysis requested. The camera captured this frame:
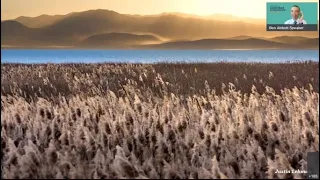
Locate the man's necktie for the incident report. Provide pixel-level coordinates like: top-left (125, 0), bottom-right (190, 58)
top-left (294, 21), bottom-right (297, 25)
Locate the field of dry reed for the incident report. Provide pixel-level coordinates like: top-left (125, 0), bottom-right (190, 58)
top-left (1, 62), bottom-right (319, 179)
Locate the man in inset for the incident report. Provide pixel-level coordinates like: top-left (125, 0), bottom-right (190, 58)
top-left (284, 5), bottom-right (307, 24)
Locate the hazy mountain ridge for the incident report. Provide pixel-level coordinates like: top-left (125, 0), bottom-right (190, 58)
top-left (80, 32), bottom-right (161, 48)
top-left (13, 11), bottom-right (265, 28)
top-left (15, 14), bottom-right (67, 28)
top-left (2, 9), bottom-right (319, 49)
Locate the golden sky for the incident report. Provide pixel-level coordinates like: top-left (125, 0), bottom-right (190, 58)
top-left (1, 0), bottom-right (319, 20)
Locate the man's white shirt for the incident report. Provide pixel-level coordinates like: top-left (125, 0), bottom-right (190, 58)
top-left (284, 19), bottom-right (307, 24)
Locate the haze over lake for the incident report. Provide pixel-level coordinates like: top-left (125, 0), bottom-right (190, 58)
top-left (1, 49), bottom-right (318, 64)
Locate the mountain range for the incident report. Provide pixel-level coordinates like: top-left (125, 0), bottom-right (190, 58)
top-left (1, 9), bottom-right (319, 49)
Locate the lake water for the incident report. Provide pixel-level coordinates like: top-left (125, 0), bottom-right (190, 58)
top-left (1, 49), bottom-right (319, 64)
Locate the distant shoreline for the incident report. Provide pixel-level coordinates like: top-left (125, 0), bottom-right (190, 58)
top-left (1, 46), bottom-right (318, 50)
top-left (2, 60), bottom-right (317, 65)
